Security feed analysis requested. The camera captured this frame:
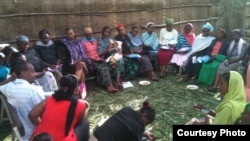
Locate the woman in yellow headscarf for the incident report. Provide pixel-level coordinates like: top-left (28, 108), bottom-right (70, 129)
top-left (188, 71), bottom-right (246, 124)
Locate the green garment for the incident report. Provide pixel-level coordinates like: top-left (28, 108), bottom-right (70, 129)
top-left (198, 54), bottom-right (226, 85)
top-left (212, 71), bottom-right (246, 124)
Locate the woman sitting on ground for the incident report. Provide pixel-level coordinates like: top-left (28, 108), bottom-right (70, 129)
top-left (82, 27), bottom-right (119, 93)
top-left (187, 71), bottom-right (246, 125)
top-left (89, 101), bottom-right (156, 141)
top-left (29, 74), bottom-right (90, 141)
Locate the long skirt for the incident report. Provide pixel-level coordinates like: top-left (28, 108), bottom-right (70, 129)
top-left (92, 62), bottom-right (112, 86)
top-left (158, 48), bottom-right (174, 66)
top-left (184, 56), bottom-right (203, 77)
top-left (123, 57), bottom-right (139, 79)
top-left (110, 59), bottom-right (125, 79)
top-left (217, 61), bottom-right (241, 75)
top-left (198, 54), bottom-right (226, 85)
top-left (138, 54), bottom-right (154, 74)
top-left (170, 53), bottom-right (189, 66)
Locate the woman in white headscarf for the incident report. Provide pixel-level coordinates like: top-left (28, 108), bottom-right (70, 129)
top-left (181, 22), bottom-right (215, 82)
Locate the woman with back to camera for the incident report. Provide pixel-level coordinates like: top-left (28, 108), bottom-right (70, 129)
top-left (29, 74), bottom-right (90, 141)
top-left (89, 101), bottom-right (156, 141)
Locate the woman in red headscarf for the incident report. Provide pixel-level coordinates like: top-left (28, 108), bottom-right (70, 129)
top-left (114, 23), bottom-right (140, 80)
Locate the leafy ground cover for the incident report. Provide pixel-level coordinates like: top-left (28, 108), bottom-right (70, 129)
top-left (0, 73), bottom-right (220, 141)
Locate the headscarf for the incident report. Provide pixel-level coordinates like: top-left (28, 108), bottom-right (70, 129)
top-left (202, 22), bottom-right (214, 32)
top-left (146, 22), bottom-right (154, 29)
top-left (183, 23), bottom-right (195, 45)
top-left (116, 23), bottom-right (125, 31)
top-left (16, 35), bottom-right (29, 42)
top-left (213, 71), bottom-right (246, 124)
top-left (232, 29), bottom-right (243, 37)
top-left (166, 18), bottom-right (174, 25)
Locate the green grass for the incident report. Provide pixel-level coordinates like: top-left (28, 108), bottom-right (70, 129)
top-left (0, 72), bottom-right (220, 141)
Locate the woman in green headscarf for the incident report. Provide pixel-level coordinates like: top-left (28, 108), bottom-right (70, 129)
top-left (189, 71), bottom-right (246, 125)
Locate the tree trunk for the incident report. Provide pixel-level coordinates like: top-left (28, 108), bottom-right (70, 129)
top-left (216, 0), bottom-right (246, 40)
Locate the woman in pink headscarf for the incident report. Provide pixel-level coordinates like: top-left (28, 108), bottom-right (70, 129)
top-left (170, 23), bottom-right (195, 75)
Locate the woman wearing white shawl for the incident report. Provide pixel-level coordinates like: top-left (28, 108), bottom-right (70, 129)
top-left (208, 29), bottom-right (249, 92)
top-left (181, 23), bottom-right (215, 81)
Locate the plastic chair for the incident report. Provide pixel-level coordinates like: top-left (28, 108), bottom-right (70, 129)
top-left (0, 93), bottom-right (24, 141)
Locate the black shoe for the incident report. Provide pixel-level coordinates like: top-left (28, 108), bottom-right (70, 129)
top-left (207, 87), bottom-right (218, 93)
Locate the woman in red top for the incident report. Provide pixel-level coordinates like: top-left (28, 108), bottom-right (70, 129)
top-left (29, 74), bottom-right (90, 141)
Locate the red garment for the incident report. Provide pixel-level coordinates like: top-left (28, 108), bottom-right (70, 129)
top-left (158, 48), bottom-right (174, 65)
top-left (183, 23), bottom-right (195, 46)
top-left (31, 96), bottom-right (86, 141)
top-left (211, 41), bottom-right (222, 57)
top-left (83, 40), bottom-right (100, 60)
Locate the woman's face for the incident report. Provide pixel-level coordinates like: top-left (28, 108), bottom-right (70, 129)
top-left (215, 30), bottom-right (224, 39)
top-left (202, 28), bottom-right (210, 37)
top-left (66, 29), bottom-right (75, 40)
top-left (232, 33), bottom-right (240, 41)
top-left (147, 25), bottom-right (154, 33)
top-left (41, 33), bottom-right (50, 44)
top-left (103, 28), bottom-right (111, 37)
top-left (118, 27), bottom-right (126, 36)
top-left (218, 76), bottom-right (229, 95)
top-left (18, 41), bottom-right (29, 51)
top-left (166, 24), bottom-right (173, 31)
top-left (141, 113), bottom-right (152, 125)
top-left (131, 28), bottom-right (139, 36)
top-left (184, 25), bottom-right (192, 34)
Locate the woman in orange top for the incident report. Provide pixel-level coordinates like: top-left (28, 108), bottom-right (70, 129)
top-left (29, 74), bottom-right (90, 141)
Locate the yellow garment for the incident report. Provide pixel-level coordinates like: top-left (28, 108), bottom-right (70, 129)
top-left (213, 71), bottom-right (246, 124)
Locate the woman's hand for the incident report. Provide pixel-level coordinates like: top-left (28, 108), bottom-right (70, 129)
top-left (144, 131), bottom-right (156, 141)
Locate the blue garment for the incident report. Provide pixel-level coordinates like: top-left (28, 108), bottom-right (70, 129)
top-left (141, 31), bottom-right (159, 51)
top-left (0, 65), bottom-right (10, 82)
top-left (176, 33), bottom-right (192, 51)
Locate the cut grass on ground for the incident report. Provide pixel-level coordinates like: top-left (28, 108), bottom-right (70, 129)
top-left (0, 73), bottom-right (220, 141)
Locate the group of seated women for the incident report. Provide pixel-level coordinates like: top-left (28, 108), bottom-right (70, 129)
top-left (1, 19), bottom-right (250, 141)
